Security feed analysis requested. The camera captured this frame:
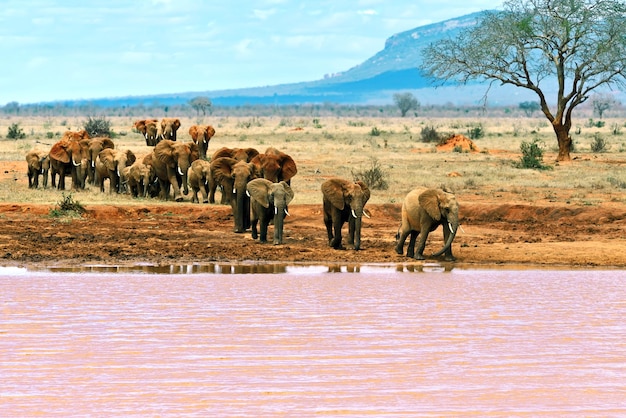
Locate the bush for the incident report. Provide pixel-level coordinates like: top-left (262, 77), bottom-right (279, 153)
top-left (84, 116), bottom-right (111, 137)
top-left (49, 193), bottom-right (86, 218)
top-left (7, 123), bottom-right (26, 139)
top-left (590, 133), bottom-right (610, 153)
top-left (515, 138), bottom-right (552, 170)
top-left (369, 127), bottom-right (381, 136)
top-left (420, 126), bottom-right (442, 143)
top-left (352, 158), bottom-right (388, 190)
top-left (467, 124), bottom-right (484, 139)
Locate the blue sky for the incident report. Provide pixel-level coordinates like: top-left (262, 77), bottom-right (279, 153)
top-left (0, 0), bottom-right (501, 105)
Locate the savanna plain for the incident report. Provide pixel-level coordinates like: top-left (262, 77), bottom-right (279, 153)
top-left (1, 113), bottom-right (626, 269)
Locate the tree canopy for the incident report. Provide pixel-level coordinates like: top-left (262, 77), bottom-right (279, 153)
top-left (189, 96), bottom-right (212, 116)
top-left (421, 0), bottom-right (626, 161)
top-left (393, 92), bottom-right (419, 117)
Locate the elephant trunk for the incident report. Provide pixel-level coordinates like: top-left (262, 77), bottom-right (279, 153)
top-left (273, 206), bottom-right (286, 245)
top-left (234, 188), bottom-right (247, 233)
top-left (353, 216), bottom-right (362, 250)
top-left (431, 221), bottom-right (458, 257)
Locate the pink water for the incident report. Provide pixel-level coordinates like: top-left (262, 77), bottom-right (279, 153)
top-left (1, 265), bottom-right (625, 416)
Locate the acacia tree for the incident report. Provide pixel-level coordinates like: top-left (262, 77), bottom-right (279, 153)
top-left (591, 93), bottom-right (617, 119)
top-left (393, 92), bottom-right (419, 117)
top-left (421, 0), bottom-right (626, 161)
top-left (189, 96), bottom-right (212, 116)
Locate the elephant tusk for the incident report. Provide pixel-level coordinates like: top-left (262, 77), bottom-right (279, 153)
top-left (459, 224), bottom-right (466, 233)
top-left (351, 209), bottom-right (357, 219)
top-left (274, 206), bottom-right (278, 215)
top-left (448, 222), bottom-right (454, 234)
top-left (246, 190), bottom-right (251, 197)
top-left (284, 208), bottom-right (290, 217)
top-left (72, 158), bottom-right (81, 167)
top-left (363, 210), bottom-right (371, 219)
top-left (177, 166), bottom-right (184, 176)
top-left (91, 161), bottom-right (95, 168)
top-left (117, 169), bottom-right (121, 177)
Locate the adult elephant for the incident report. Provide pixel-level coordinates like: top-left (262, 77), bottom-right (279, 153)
top-left (247, 178), bottom-right (294, 245)
top-left (322, 177), bottom-right (371, 250)
top-left (97, 148), bottom-right (137, 194)
top-left (188, 125), bottom-right (215, 160)
top-left (188, 159), bottom-right (212, 203)
top-left (395, 188), bottom-right (459, 261)
top-left (151, 139), bottom-right (199, 201)
top-left (208, 147), bottom-right (259, 204)
top-left (251, 147), bottom-right (297, 184)
top-left (159, 118), bottom-right (181, 142)
top-left (49, 132), bottom-right (91, 190)
top-left (134, 119), bottom-right (158, 145)
top-left (210, 157), bottom-right (257, 233)
top-left (87, 137), bottom-right (115, 185)
top-left (25, 149), bottom-right (50, 189)
top-left (124, 161), bottom-right (155, 198)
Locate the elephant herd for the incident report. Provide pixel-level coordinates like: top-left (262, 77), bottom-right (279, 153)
top-left (25, 121), bottom-right (460, 260)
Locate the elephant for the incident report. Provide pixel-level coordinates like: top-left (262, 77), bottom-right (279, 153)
top-left (97, 148), bottom-right (137, 194)
top-left (134, 119), bottom-right (159, 146)
top-left (188, 125), bottom-right (215, 160)
top-left (210, 157), bottom-right (258, 233)
top-left (49, 132), bottom-right (91, 190)
top-left (123, 161), bottom-right (155, 198)
top-left (159, 118), bottom-right (181, 142)
top-left (395, 187), bottom-right (460, 261)
top-left (247, 178), bottom-right (294, 245)
top-left (322, 177), bottom-right (371, 250)
top-left (188, 159), bottom-right (212, 203)
top-left (208, 147), bottom-right (259, 204)
top-left (151, 139), bottom-right (199, 201)
top-left (26, 149), bottom-right (50, 189)
top-left (87, 137), bottom-right (115, 185)
top-left (251, 147), bottom-right (297, 184)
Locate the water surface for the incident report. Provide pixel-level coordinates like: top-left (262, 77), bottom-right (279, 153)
top-left (1, 266), bottom-right (624, 416)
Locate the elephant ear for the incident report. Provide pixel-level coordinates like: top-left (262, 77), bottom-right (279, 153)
top-left (212, 147), bottom-right (233, 161)
top-left (188, 126), bottom-right (199, 142)
top-left (210, 157), bottom-right (237, 183)
top-left (419, 189), bottom-right (443, 221)
top-left (206, 125), bottom-right (215, 138)
top-left (50, 141), bottom-right (70, 163)
top-left (173, 118), bottom-right (181, 130)
top-left (154, 140), bottom-right (175, 164)
top-left (247, 178), bottom-right (273, 208)
top-left (322, 178), bottom-right (349, 210)
top-left (101, 137), bottom-right (115, 150)
top-left (355, 180), bottom-right (371, 204)
top-left (244, 148), bottom-right (260, 161)
top-left (279, 153), bottom-right (297, 182)
top-left (99, 149), bottom-right (117, 171)
top-left (281, 181), bottom-right (295, 205)
top-left (125, 149), bottom-right (137, 166)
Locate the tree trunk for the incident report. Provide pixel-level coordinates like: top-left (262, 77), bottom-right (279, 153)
top-left (553, 122), bottom-right (571, 162)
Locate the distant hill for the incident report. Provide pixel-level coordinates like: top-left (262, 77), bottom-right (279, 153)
top-left (55, 11), bottom-right (542, 108)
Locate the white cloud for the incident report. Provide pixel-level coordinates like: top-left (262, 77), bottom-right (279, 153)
top-left (357, 9), bottom-right (378, 16)
top-left (252, 8), bottom-right (277, 20)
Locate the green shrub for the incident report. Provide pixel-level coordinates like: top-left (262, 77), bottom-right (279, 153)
top-left (49, 193), bottom-right (86, 218)
top-left (7, 123), bottom-right (26, 139)
top-left (83, 116), bottom-right (111, 137)
top-left (420, 126), bottom-right (442, 143)
top-left (369, 127), bottom-right (381, 136)
top-left (590, 133), bottom-right (610, 153)
top-left (515, 138), bottom-right (552, 170)
top-left (352, 158), bottom-right (388, 190)
top-left (467, 124), bottom-right (484, 139)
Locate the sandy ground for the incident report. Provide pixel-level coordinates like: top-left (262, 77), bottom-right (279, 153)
top-left (1, 191), bottom-right (626, 269)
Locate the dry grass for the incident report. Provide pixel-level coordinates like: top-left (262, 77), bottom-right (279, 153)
top-left (2, 115), bottom-right (626, 206)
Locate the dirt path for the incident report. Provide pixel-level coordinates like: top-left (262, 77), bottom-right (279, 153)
top-left (2, 199), bottom-right (625, 269)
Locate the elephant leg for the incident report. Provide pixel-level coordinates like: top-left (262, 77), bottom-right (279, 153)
top-left (406, 231), bottom-right (418, 258)
top-left (251, 218), bottom-right (259, 240)
top-left (259, 218), bottom-right (269, 243)
top-left (414, 231), bottom-right (429, 260)
top-left (200, 183), bottom-right (209, 204)
top-left (191, 187), bottom-right (199, 203)
top-left (324, 215), bottom-right (334, 246)
top-left (347, 217), bottom-right (355, 246)
top-left (330, 213), bottom-right (344, 249)
top-left (395, 229), bottom-right (411, 255)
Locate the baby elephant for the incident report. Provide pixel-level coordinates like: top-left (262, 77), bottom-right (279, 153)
top-left (246, 178), bottom-right (294, 244)
top-left (396, 187), bottom-right (459, 261)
